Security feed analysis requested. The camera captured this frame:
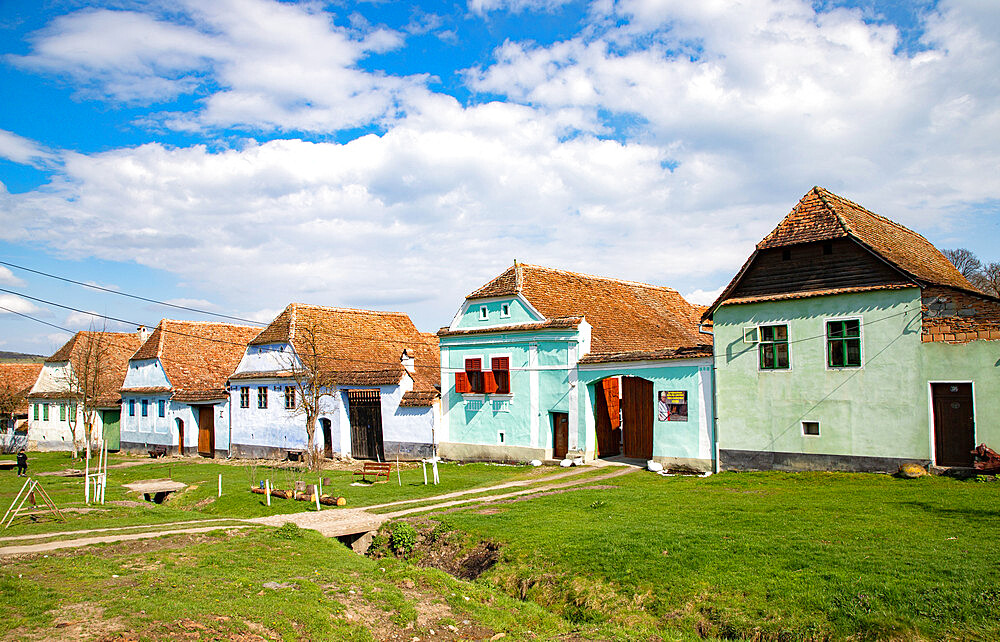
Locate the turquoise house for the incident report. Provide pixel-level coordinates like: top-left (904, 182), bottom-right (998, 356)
top-left (704, 187), bottom-right (1000, 472)
top-left (437, 263), bottom-right (716, 470)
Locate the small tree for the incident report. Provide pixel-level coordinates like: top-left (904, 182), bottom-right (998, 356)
top-left (284, 320), bottom-right (335, 472)
top-left (63, 327), bottom-right (111, 459)
top-left (943, 248), bottom-right (1000, 297)
top-left (0, 382), bottom-right (20, 432)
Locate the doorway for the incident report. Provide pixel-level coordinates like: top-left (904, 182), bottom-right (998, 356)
top-left (176, 418), bottom-right (185, 455)
top-left (552, 412), bottom-right (569, 459)
top-left (593, 378), bottom-right (621, 457)
top-left (621, 376), bottom-right (654, 460)
top-left (347, 390), bottom-right (384, 460)
top-left (320, 418), bottom-right (333, 459)
top-left (932, 383), bottom-right (975, 467)
top-left (197, 407), bottom-right (215, 457)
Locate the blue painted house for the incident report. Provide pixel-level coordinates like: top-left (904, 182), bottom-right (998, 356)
top-left (437, 263), bottom-right (716, 470)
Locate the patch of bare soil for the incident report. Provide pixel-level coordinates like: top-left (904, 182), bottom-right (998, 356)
top-left (5, 530), bottom-right (246, 563)
top-left (2, 603), bottom-right (126, 641)
top-left (113, 615), bottom-right (279, 641)
top-left (374, 521), bottom-right (501, 582)
top-left (108, 500), bottom-right (149, 508)
top-left (333, 580), bottom-right (498, 642)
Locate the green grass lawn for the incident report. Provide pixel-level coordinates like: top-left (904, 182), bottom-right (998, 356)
top-left (0, 452), bottom-right (561, 537)
top-left (0, 524), bottom-right (570, 641)
top-left (426, 470), bottom-right (1000, 641)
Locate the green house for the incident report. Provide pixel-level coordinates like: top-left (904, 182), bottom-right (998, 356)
top-left (437, 263), bottom-right (715, 470)
top-left (703, 187), bottom-right (1000, 472)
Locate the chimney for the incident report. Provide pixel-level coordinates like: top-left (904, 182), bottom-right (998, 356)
top-left (137, 325), bottom-right (150, 342)
top-left (400, 348), bottom-right (416, 374)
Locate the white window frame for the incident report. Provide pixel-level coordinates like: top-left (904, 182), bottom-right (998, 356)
top-left (756, 322), bottom-right (792, 373)
top-left (479, 305), bottom-right (489, 321)
top-left (497, 430), bottom-right (506, 445)
top-left (801, 420), bottom-right (820, 437)
top-left (824, 315), bottom-right (864, 371)
top-left (500, 303), bottom-right (511, 319)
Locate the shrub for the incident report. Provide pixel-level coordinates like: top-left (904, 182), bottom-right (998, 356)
top-left (389, 522), bottom-right (418, 557)
top-left (273, 523), bottom-right (303, 540)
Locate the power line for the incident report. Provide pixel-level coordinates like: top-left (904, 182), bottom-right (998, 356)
top-left (0, 259), bottom-right (265, 326)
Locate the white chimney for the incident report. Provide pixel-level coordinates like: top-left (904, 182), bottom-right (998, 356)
top-left (137, 325), bottom-right (150, 342)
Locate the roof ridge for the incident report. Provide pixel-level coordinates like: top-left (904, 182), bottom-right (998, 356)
top-left (813, 186), bottom-right (852, 236)
top-left (819, 187), bottom-right (934, 239)
top-left (517, 263), bottom-right (681, 294)
top-left (290, 302), bottom-right (411, 317)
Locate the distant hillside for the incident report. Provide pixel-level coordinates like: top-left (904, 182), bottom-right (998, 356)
top-left (0, 351), bottom-right (46, 363)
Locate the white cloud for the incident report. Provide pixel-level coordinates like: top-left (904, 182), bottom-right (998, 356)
top-left (0, 266), bottom-right (26, 287)
top-left (63, 311), bottom-right (130, 331)
top-left (9, 0), bottom-right (427, 132)
top-left (0, 294), bottom-right (42, 315)
top-left (684, 287), bottom-right (724, 306)
top-left (468, 0), bottom-right (576, 14)
top-left (0, 129), bottom-right (57, 168)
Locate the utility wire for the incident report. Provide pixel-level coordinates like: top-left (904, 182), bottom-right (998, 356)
top-left (0, 259), bottom-right (266, 326)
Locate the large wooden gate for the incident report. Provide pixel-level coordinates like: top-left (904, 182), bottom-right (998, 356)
top-left (621, 377), bottom-right (653, 460)
top-left (197, 406), bottom-right (214, 457)
top-left (594, 378), bottom-right (621, 457)
top-left (932, 383), bottom-right (975, 467)
top-left (348, 390), bottom-right (385, 461)
top-left (101, 410), bottom-right (120, 452)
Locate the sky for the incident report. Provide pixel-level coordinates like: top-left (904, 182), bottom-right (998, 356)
top-left (1, 0), bottom-right (998, 356)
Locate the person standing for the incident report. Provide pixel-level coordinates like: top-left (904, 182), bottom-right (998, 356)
top-left (16, 449), bottom-right (27, 477)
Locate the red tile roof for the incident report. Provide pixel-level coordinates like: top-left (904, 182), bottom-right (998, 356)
top-left (250, 304), bottom-right (439, 402)
top-left (463, 263), bottom-right (709, 357)
top-left (578, 345), bottom-right (713, 364)
top-left (438, 317), bottom-right (584, 337)
top-left (35, 331), bottom-right (145, 407)
top-left (706, 187), bottom-right (982, 318)
top-left (125, 320), bottom-right (259, 402)
top-left (0, 363), bottom-right (42, 415)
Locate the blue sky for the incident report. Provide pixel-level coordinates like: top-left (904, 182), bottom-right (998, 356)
top-left (1, 0), bottom-right (999, 355)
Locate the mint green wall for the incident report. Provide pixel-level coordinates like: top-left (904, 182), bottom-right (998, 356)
top-left (454, 297), bottom-right (540, 329)
top-left (921, 340), bottom-right (1000, 451)
top-left (578, 363), bottom-right (712, 461)
top-left (713, 288), bottom-right (928, 459)
top-left (440, 331), bottom-right (576, 448)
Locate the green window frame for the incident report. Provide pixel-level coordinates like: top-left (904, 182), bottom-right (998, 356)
top-left (759, 324), bottom-right (789, 370)
top-left (827, 319), bottom-right (861, 368)
top-left (59, 404), bottom-right (65, 421)
top-left (33, 404), bottom-right (39, 421)
top-left (43, 404), bottom-right (49, 421)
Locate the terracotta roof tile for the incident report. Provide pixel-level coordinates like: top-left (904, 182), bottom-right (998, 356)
top-left (706, 187), bottom-right (981, 318)
top-left (579, 345), bottom-right (713, 364)
top-left (125, 321), bottom-right (259, 400)
top-left (721, 284), bottom-right (915, 306)
top-left (399, 390), bottom-right (438, 407)
top-left (0, 363), bottom-right (42, 415)
top-left (250, 304), bottom-right (439, 395)
top-left (36, 331), bottom-right (145, 407)
top-left (438, 317), bottom-right (584, 337)
top-left (465, 264), bottom-right (709, 353)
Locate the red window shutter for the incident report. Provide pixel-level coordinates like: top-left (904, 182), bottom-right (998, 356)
top-left (455, 372), bottom-right (471, 394)
top-left (490, 357), bottom-right (509, 371)
top-left (604, 378), bottom-right (621, 429)
top-left (483, 371), bottom-right (498, 394)
top-left (490, 357), bottom-right (510, 394)
top-left (465, 358), bottom-right (482, 371)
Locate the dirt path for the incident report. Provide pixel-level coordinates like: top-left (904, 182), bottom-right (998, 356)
top-left (0, 518), bottom-right (244, 543)
top-left (0, 524), bottom-right (257, 556)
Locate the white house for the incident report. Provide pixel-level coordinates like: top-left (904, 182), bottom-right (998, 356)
top-left (119, 320), bottom-right (260, 457)
top-left (228, 303), bottom-right (440, 460)
top-left (27, 330), bottom-right (145, 451)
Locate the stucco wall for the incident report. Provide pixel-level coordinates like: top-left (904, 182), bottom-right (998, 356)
top-left (713, 288), bottom-right (929, 468)
top-left (454, 296), bottom-right (540, 329)
top-left (119, 394), bottom-right (223, 453)
top-left (27, 399), bottom-right (107, 451)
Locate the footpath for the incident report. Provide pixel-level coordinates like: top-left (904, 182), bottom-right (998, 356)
top-left (0, 463), bottom-right (638, 556)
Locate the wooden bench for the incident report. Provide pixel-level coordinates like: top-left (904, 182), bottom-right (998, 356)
top-left (148, 445), bottom-right (168, 458)
top-left (353, 461), bottom-right (391, 483)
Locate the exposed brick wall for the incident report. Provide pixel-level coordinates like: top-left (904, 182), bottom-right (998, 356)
top-left (921, 286), bottom-right (1000, 343)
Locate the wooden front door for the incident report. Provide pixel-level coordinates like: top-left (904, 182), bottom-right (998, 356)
top-left (348, 390), bottom-right (384, 461)
top-left (197, 407), bottom-right (215, 457)
top-left (594, 378), bottom-right (621, 457)
top-left (552, 412), bottom-right (569, 460)
top-left (621, 376), bottom-right (653, 460)
top-left (101, 410), bottom-right (120, 452)
top-left (176, 419), bottom-right (185, 455)
top-left (932, 383), bottom-right (975, 467)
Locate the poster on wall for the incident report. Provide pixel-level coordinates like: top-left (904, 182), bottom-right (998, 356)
top-left (657, 390), bottom-right (688, 422)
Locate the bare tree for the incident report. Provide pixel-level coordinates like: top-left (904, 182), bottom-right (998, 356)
top-left (943, 248), bottom-right (999, 296)
top-left (63, 328), bottom-right (111, 459)
top-left (0, 383), bottom-right (20, 431)
top-left (284, 321), bottom-right (335, 472)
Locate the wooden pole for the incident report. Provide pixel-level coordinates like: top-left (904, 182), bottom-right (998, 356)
top-left (218, 474), bottom-right (222, 498)
top-left (265, 479), bottom-right (271, 507)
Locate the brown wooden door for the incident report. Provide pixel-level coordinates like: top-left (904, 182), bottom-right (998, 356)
top-left (552, 412), bottom-right (569, 459)
top-left (197, 407), bottom-right (214, 457)
top-left (348, 390), bottom-right (384, 460)
top-left (932, 383), bottom-right (975, 467)
top-left (621, 377), bottom-right (653, 459)
top-left (594, 379), bottom-right (621, 457)
top-left (177, 419), bottom-right (184, 455)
